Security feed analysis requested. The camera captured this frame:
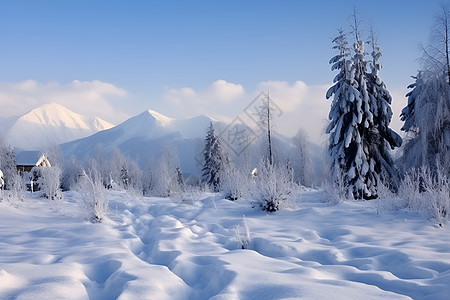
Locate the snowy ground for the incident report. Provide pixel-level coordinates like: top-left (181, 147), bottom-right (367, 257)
top-left (1, 190), bottom-right (450, 299)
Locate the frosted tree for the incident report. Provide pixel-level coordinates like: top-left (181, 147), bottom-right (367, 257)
top-left (0, 137), bottom-right (17, 190)
top-left (292, 129), bottom-right (313, 187)
top-left (400, 6), bottom-right (450, 175)
top-left (61, 155), bottom-right (82, 191)
top-left (202, 122), bottom-right (227, 192)
top-left (366, 30), bottom-right (403, 188)
top-left (38, 165), bottom-right (63, 201)
top-left (143, 155), bottom-right (156, 196)
top-left (76, 168), bottom-right (108, 223)
top-left (124, 157), bottom-right (143, 195)
top-left (151, 143), bottom-right (181, 197)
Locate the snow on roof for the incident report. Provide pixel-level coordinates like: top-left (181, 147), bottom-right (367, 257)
top-left (16, 151), bottom-right (51, 167)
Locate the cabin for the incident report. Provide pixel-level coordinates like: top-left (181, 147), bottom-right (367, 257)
top-left (16, 151), bottom-right (52, 174)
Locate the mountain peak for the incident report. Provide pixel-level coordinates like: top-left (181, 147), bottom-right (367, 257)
top-left (7, 103), bottom-right (114, 150)
top-left (145, 109), bottom-right (173, 126)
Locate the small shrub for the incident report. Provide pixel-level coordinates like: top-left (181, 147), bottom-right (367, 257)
top-left (233, 216), bottom-right (251, 249)
top-left (321, 167), bottom-right (349, 204)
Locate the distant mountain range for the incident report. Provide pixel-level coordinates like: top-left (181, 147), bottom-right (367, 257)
top-left (3, 103), bottom-right (324, 179)
top-left (60, 109), bottom-right (216, 176)
top-left (3, 103), bottom-right (113, 150)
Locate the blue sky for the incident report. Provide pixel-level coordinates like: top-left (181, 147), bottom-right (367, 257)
top-left (0, 0), bottom-right (445, 142)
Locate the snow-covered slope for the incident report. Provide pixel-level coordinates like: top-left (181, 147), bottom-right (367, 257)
top-left (1, 190), bottom-right (450, 299)
top-left (60, 109), bottom-right (216, 176)
top-left (6, 103), bottom-right (114, 150)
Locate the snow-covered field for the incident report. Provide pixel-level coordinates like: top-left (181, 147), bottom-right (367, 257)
top-left (1, 190), bottom-right (449, 300)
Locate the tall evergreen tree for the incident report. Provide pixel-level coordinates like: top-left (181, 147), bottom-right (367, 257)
top-left (326, 28), bottom-right (372, 200)
top-left (202, 122), bottom-right (226, 192)
top-left (326, 23), bottom-right (401, 199)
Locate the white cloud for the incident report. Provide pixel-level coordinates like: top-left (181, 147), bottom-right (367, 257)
top-left (208, 80), bottom-right (245, 102)
top-left (164, 79), bottom-right (331, 144)
top-left (253, 80), bottom-right (331, 144)
top-left (165, 79), bottom-right (245, 108)
top-left (0, 80), bottom-right (129, 123)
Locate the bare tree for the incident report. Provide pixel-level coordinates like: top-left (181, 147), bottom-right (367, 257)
top-left (255, 92), bottom-right (277, 166)
top-left (422, 4), bottom-right (450, 80)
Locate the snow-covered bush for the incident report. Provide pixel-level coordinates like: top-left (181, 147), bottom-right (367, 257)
top-left (376, 174), bottom-right (407, 214)
top-left (419, 166), bottom-right (449, 223)
top-left (0, 172), bottom-right (25, 204)
top-left (322, 167), bottom-right (349, 204)
top-left (38, 166), bottom-right (63, 202)
top-left (61, 155), bottom-right (82, 191)
top-left (389, 166), bottom-right (450, 224)
top-left (220, 164), bottom-right (253, 201)
top-left (233, 216), bottom-right (251, 249)
top-left (253, 159), bottom-right (296, 212)
top-left (76, 169), bottom-right (108, 223)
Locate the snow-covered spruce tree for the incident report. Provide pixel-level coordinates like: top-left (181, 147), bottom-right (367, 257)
top-left (326, 28), bottom-right (364, 199)
top-left (176, 167), bottom-right (185, 192)
top-left (366, 31), bottom-right (403, 188)
top-left (202, 122), bottom-right (227, 192)
top-left (326, 24), bottom-right (401, 200)
top-left (400, 6), bottom-right (450, 176)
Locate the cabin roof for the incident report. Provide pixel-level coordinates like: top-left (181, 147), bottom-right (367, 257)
top-left (16, 151), bottom-right (51, 167)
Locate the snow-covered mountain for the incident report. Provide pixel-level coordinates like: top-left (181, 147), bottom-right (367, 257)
top-left (6, 103), bottom-right (114, 150)
top-left (60, 109), bottom-right (216, 176)
top-left (60, 108), bottom-right (325, 178)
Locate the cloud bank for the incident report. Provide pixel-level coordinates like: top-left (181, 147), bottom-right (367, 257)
top-left (0, 80), bottom-right (128, 123)
top-left (165, 79), bottom-right (332, 144)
